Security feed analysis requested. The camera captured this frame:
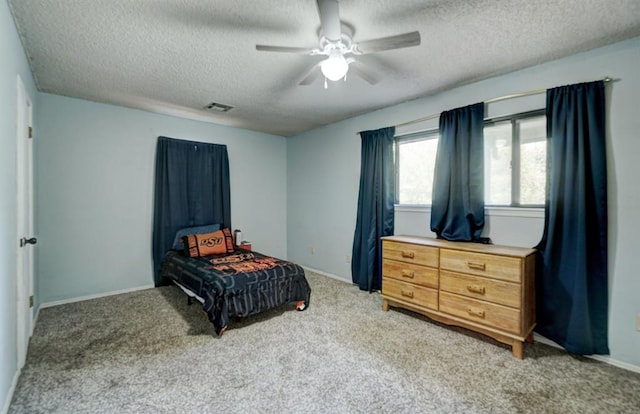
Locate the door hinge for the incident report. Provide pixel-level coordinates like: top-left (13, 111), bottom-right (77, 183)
top-left (29, 295), bottom-right (34, 308)
top-left (28, 126), bottom-right (33, 139)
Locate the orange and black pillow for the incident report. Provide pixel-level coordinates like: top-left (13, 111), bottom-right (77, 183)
top-left (183, 228), bottom-right (234, 257)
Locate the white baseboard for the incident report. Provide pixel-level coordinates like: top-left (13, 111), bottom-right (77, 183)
top-left (2, 366), bottom-right (21, 414)
top-left (534, 333), bottom-right (640, 374)
top-left (39, 284), bottom-right (155, 309)
top-left (33, 306), bottom-right (40, 333)
top-left (302, 265), bottom-right (351, 284)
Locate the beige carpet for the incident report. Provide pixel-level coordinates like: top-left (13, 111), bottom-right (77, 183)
top-left (9, 271), bottom-right (640, 413)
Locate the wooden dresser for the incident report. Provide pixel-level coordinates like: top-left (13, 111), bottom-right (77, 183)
top-left (381, 235), bottom-right (536, 359)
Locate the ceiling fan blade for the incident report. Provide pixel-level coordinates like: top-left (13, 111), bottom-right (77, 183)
top-left (255, 45), bottom-right (313, 54)
top-left (299, 63), bottom-right (322, 85)
top-left (349, 61), bottom-right (380, 85)
top-left (317, 0), bottom-right (341, 42)
top-left (354, 31), bottom-right (421, 54)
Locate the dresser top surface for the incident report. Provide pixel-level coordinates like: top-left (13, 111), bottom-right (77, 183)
top-left (382, 235), bottom-right (536, 258)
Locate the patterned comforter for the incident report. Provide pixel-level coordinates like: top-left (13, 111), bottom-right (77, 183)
top-left (160, 249), bottom-right (311, 335)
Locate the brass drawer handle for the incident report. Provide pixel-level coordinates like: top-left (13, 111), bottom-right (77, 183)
top-left (466, 284), bottom-right (486, 295)
top-left (467, 308), bottom-right (485, 318)
top-left (401, 269), bottom-right (415, 278)
top-left (401, 290), bottom-right (414, 299)
top-left (467, 261), bottom-right (486, 271)
top-left (401, 250), bottom-right (415, 259)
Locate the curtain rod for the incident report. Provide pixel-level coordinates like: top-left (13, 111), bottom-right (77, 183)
top-left (394, 76), bottom-right (613, 129)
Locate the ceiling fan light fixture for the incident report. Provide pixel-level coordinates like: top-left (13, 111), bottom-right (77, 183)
top-left (255, 0), bottom-right (420, 87)
top-left (320, 49), bottom-right (349, 81)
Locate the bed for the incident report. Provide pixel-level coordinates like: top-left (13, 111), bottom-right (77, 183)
top-left (151, 138), bottom-right (311, 335)
top-left (160, 245), bottom-right (311, 335)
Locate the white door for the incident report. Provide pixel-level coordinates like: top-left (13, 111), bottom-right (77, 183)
top-left (16, 75), bottom-right (35, 369)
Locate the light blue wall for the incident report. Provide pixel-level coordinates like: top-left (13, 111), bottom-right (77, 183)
top-left (287, 37), bottom-right (640, 367)
top-left (0, 0), bottom-right (38, 410)
top-left (36, 94), bottom-right (288, 304)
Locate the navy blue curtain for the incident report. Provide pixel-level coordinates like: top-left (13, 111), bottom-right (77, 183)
top-left (430, 102), bottom-right (485, 241)
top-left (152, 136), bottom-right (231, 286)
top-left (536, 81), bottom-right (609, 355)
top-left (351, 126), bottom-right (395, 292)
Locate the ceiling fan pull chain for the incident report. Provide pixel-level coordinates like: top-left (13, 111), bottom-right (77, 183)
top-left (324, 78), bottom-right (328, 89)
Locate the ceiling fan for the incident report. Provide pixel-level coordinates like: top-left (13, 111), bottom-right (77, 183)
top-left (255, 0), bottom-right (421, 87)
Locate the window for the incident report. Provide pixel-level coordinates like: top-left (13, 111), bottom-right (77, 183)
top-left (395, 110), bottom-right (546, 207)
top-left (396, 130), bottom-right (439, 205)
top-left (484, 111), bottom-right (546, 206)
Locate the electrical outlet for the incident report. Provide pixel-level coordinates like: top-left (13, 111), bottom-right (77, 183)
top-left (346, 255), bottom-right (351, 263)
top-left (309, 247), bottom-right (315, 255)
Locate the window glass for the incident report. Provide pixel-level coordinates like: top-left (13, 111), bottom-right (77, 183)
top-left (484, 121), bottom-right (512, 205)
top-left (397, 136), bottom-right (438, 204)
top-left (518, 117), bottom-right (547, 205)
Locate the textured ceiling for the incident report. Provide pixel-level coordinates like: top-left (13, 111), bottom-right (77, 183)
top-left (8, 0), bottom-right (640, 137)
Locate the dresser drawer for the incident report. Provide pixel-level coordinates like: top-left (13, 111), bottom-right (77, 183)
top-left (440, 270), bottom-right (521, 308)
top-left (439, 291), bottom-right (521, 334)
top-left (382, 277), bottom-right (438, 310)
top-left (383, 241), bottom-right (439, 267)
top-left (440, 249), bottom-right (521, 283)
top-left (383, 259), bottom-right (438, 289)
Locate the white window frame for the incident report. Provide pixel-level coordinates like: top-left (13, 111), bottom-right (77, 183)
top-left (394, 204), bottom-right (544, 219)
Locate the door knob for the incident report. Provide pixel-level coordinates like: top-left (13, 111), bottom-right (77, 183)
top-left (20, 237), bottom-right (37, 247)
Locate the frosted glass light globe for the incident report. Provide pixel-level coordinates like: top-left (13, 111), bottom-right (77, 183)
top-left (320, 50), bottom-right (349, 81)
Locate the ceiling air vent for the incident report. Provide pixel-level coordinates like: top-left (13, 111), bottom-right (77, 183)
top-left (204, 102), bottom-right (234, 112)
